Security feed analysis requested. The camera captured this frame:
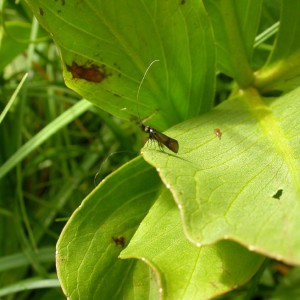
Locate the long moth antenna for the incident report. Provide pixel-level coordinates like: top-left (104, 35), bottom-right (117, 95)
top-left (135, 60), bottom-right (179, 154)
top-left (136, 59), bottom-right (160, 122)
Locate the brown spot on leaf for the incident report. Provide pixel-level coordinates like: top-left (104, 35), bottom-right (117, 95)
top-left (67, 62), bottom-right (107, 83)
top-left (112, 236), bottom-right (125, 247)
top-left (55, 0), bottom-right (65, 5)
top-left (39, 7), bottom-right (44, 16)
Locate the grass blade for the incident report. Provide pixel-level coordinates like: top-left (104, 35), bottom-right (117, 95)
top-left (0, 99), bottom-right (92, 179)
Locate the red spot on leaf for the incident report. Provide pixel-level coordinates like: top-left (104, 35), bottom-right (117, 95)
top-left (214, 128), bottom-right (222, 140)
top-left (67, 62), bottom-right (107, 83)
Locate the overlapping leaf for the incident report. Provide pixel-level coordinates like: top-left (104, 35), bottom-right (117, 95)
top-left (0, 22), bottom-right (30, 71)
top-left (26, 0), bottom-right (215, 130)
top-left (121, 188), bottom-right (263, 299)
top-left (203, 0), bottom-right (262, 86)
top-left (56, 157), bottom-right (162, 299)
top-left (26, 0), bottom-right (300, 298)
top-left (142, 86), bottom-right (300, 265)
top-left (57, 155), bottom-right (262, 299)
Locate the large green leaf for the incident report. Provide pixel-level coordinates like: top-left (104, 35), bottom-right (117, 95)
top-left (203, 0), bottom-right (263, 87)
top-left (0, 22), bottom-right (30, 72)
top-left (25, 0), bottom-right (215, 130)
top-left (56, 155), bottom-right (262, 299)
top-left (255, 1), bottom-right (300, 92)
top-left (142, 85), bottom-right (300, 265)
top-left (121, 188), bottom-right (263, 299)
top-left (56, 157), bottom-right (162, 299)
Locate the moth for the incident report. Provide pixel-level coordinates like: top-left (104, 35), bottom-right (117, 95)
top-left (141, 123), bottom-right (179, 153)
top-left (137, 60), bottom-right (179, 153)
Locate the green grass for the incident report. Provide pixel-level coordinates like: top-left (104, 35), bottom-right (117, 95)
top-left (0, 2), bottom-right (138, 298)
top-left (1, 1), bottom-right (300, 299)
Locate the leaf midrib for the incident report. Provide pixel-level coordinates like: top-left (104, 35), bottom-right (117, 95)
top-left (242, 88), bottom-right (299, 194)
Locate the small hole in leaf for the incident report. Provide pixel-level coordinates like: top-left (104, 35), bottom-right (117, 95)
top-left (272, 189), bottom-right (283, 200)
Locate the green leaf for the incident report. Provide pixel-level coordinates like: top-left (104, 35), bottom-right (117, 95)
top-left (203, 0), bottom-right (262, 87)
top-left (56, 156), bottom-right (162, 299)
top-left (121, 188), bottom-right (263, 299)
top-left (0, 22), bottom-right (30, 71)
top-left (121, 262), bottom-right (160, 300)
top-left (25, 0), bottom-right (215, 129)
top-left (142, 86), bottom-right (300, 265)
top-left (256, 1), bottom-right (300, 92)
top-left (0, 18), bottom-right (50, 72)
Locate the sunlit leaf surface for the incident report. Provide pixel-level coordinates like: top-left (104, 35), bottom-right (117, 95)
top-left (56, 157), bottom-right (162, 299)
top-left (143, 86), bottom-right (300, 265)
top-left (121, 188), bottom-right (263, 299)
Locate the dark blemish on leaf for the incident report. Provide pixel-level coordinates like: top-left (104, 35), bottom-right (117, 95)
top-left (272, 189), bottom-right (283, 200)
top-left (39, 7), bottom-right (44, 16)
top-left (56, 256), bottom-right (65, 264)
top-left (112, 236), bottom-right (125, 247)
top-left (113, 62), bottom-right (121, 71)
top-left (214, 128), bottom-right (222, 140)
top-left (67, 62), bottom-right (107, 83)
top-left (113, 93), bottom-right (121, 98)
top-left (180, 0), bottom-right (186, 4)
top-left (57, 10), bottom-right (61, 13)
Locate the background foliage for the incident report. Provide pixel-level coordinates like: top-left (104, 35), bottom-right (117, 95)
top-left (1, 0), bottom-right (300, 299)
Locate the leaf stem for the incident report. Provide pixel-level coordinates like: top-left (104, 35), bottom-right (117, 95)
top-left (244, 258), bottom-right (270, 300)
top-left (218, 0), bottom-right (255, 88)
top-left (254, 52), bottom-right (300, 91)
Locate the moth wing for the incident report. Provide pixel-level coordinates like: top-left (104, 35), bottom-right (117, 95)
top-left (153, 132), bottom-right (179, 153)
